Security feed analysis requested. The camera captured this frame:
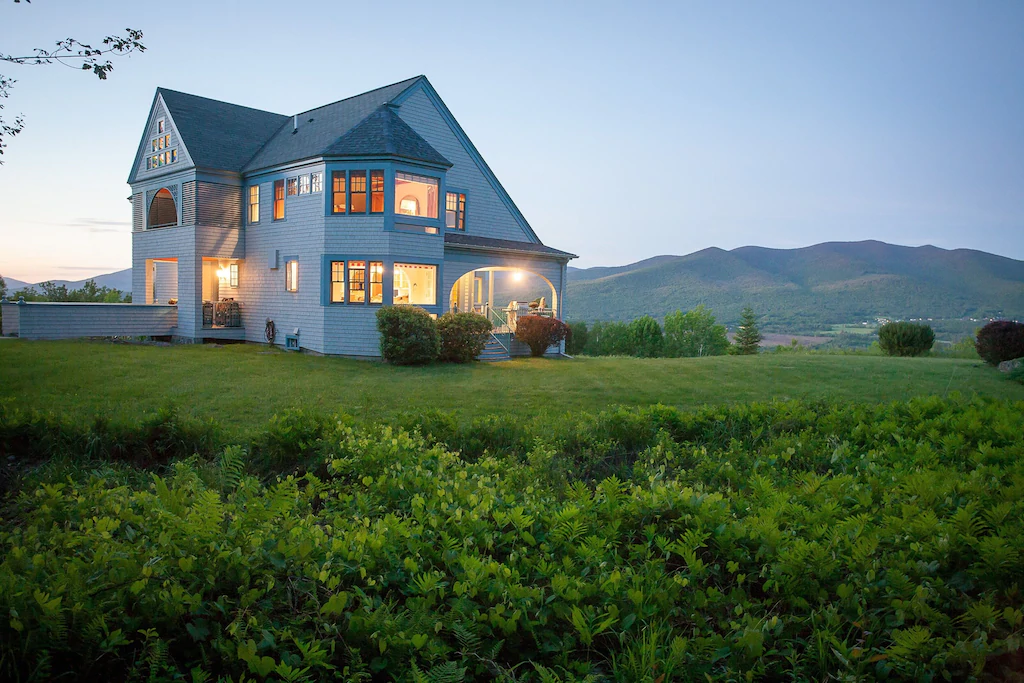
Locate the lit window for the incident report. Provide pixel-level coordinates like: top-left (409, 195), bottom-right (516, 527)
top-left (370, 170), bottom-right (384, 213)
top-left (370, 261), bottom-right (383, 304)
top-left (158, 119), bottom-right (165, 134)
top-left (287, 177), bottom-right (297, 196)
top-left (171, 149), bottom-right (177, 163)
top-left (394, 172), bottom-right (438, 218)
top-left (146, 158), bottom-right (152, 170)
top-left (348, 260), bottom-right (365, 303)
top-left (311, 172), bottom-right (323, 193)
top-left (331, 171), bottom-right (346, 214)
top-left (330, 261), bottom-right (345, 303)
top-left (273, 180), bottom-right (285, 220)
top-left (151, 139), bottom-right (158, 152)
top-left (229, 263), bottom-right (239, 288)
top-left (164, 135), bottom-right (170, 148)
top-left (299, 175), bottom-right (311, 195)
top-left (285, 260), bottom-right (298, 292)
top-left (446, 192), bottom-right (466, 230)
top-left (349, 171), bottom-right (367, 213)
top-left (248, 185), bottom-right (260, 223)
top-left (393, 263), bottom-right (436, 306)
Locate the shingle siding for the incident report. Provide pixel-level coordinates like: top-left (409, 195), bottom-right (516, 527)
top-left (181, 181), bottom-right (196, 225)
top-left (395, 87), bottom-right (534, 243)
top-left (131, 193), bottom-right (144, 232)
top-left (197, 182), bottom-right (242, 228)
top-left (7, 302), bottom-right (177, 340)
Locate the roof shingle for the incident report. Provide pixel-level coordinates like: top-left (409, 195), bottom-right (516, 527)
top-left (444, 233), bottom-right (577, 260)
top-left (323, 106), bottom-right (450, 166)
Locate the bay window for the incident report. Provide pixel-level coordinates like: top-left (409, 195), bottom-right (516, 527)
top-left (393, 263), bottom-right (436, 306)
top-left (349, 171), bottom-right (367, 213)
top-left (370, 170), bottom-right (384, 213)
top-left (330, 261), bottom-right (345, 303)
top-left (332, 171), bottom-right (346, 213)
top-left (395, 172), bottom-right (438, 218)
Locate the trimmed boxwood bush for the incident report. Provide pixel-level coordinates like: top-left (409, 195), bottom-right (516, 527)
top-left (437, 312), bottom-right (491, 363)
top-left (878, 321), bottom-right (935, 357)
top-left (515, 315), bottom-right (569, 357)
top-left (376, 306), bottom-right (440, 365)
top-left (975, 319), bottom-right (1024, 366)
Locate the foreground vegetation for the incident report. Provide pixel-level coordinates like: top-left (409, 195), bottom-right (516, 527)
top-left (1, 341), bottom-right (1022, 437)
top-left (1, 396), bottom-right (1023, 681)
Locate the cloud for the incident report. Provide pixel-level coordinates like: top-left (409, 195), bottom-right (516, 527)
top-left (23, 218), bottom-right (131, 233)
top-left (56, 265), bottom-right (125, 272)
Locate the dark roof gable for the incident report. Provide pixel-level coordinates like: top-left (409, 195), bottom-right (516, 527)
top-left (242, 76), bottom-right (424, 172)
top-left (157, 88), bottom-right (289, 172)
top-left (323, 106), bottom-right (450, 166)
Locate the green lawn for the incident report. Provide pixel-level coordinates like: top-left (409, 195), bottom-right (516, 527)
top-left (2, 340), bottom-right (1022, 435)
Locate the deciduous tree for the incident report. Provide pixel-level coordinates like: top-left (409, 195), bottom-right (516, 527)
top-left (1, 1), bottom-right (145, 162)
top-left (663, 305), bottom-right (730, 357)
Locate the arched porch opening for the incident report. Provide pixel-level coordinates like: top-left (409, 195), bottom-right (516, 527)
top-left (148, 187), bottom-right (178, 228)
top-left (449, 266), bottom-right (558, 330)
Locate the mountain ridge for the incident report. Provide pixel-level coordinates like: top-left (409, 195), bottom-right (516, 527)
top-left (567, 240), bottom-right (1024, 330)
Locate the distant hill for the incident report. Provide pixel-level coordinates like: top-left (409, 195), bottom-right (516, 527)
top-left (567, 241), bottom-right (1024, 330)
top-left (1, 269), bottom-right (132, 296)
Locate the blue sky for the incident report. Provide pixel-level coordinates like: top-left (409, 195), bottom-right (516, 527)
top-left (1, 0), bottom-right (1022, 283)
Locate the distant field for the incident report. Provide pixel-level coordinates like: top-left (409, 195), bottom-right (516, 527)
top-left (1, 340), bottom-right (1021, 435)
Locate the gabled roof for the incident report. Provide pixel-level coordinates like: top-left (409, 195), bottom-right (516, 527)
top-left (445, 233), bottom-right (577, 261)
top-left (243, 76), bottom-right (423, 172)
top-left (323, 106), bottom-right (450, 167)
top-left (157, 88), bottom-right (289, 172)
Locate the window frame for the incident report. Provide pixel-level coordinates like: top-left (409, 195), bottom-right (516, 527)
top-left (273, 179), bottom-right (285, 221)
top-left (445, 190), bottom-right (467, 231)
top-left (392, 262), bottom-right (438, 307)
top-left (394, 171), bottom-right (440, 219)
top-left (347, 260), bottom-right (366, 304)
top-left (285, 259), bottom-right (299, 293)
top-left (311, 172), bottom-right (323, 194)
top-left (298, 174), bottom-right (311, 195)
top-left (229, 263), bottom-right (239, 288)
top-left (287, 177), bottom-right (298, 196)
top-left (248, 185), bottom-right (260, 224)
top-left (370, 170), bottom-right (385, 214)
top-left (329, 260), bottom-right (345, 303)
top-left (331, 171), bottom-right (347, 214)
top-left (349, 171), bottom-right (367, 214)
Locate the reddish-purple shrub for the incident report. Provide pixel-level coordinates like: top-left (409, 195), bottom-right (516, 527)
top-left (514, 316), bottom-right (569, 357)
top-left (975, 320), bottom-right (1024, 366)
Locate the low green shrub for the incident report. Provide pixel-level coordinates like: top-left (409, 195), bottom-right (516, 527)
top-left (514, 316), bottom-right (569, 356)
top-left (878, 321), bottom-right (935, 356)
top-left (3, 396), bottom-right (1024, 680)
top-left (976, 320), bottom-right (1024, 366)
top-left (376, 306), bottom-right (440, 365)
top-left (437, 312), bottom-right (491, 363)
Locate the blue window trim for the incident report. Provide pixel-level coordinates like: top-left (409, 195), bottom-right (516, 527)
top-left (348, 170), bottom-right (368, 215)
top-left (283, 255), bottom-right (299, 293)
top-left (444, 187), bottom-right (468, 233)
top-left (248, 184), bottom-right (260, 225)
top-left (321, 254), bottom-right (443, 314)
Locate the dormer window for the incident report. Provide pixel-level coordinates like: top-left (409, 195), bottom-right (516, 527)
top-left (394, 172), bottom-right (438, 218)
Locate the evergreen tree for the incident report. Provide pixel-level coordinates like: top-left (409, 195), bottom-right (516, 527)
top-left (734, 306), bottom-right (763, 355)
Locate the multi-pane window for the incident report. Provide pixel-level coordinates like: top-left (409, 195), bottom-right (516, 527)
top-left (446, 192), bottom-right (466, 230)
top-left (311, 172), bottom-right (323, 193)
top-left (146, 149), bottom-right (178, 170)
top-left (348, 260), bottom-right (366, 303)
top-left (370, 170), bottom-right (385, 213)
top-left (395, 172), bottom-right (438, 218)
top-left (331, 171), bottom-right (346, 214)
top-left (285, 260), bottom-right (298, 292)
top-left (369, 261), bottom-right (384, 304)
top-left (273, 180), bottom-right (285, 220)
top-left (248, 185), bottom-right (260, 223)
top-left (229, 263), bottom-right (239, 288)
top-left (393, 263), bottom-right (436, 305)
top-left (349, 171), bottom-right (367, 213)
top-left (158, 119), bottom-right (165, 134)
top-left (330, 261), bottom-right (345, 303)
top-left (299, 174), bottom-right (311, 195)
top-left (287, 177), bottom-right (298, 196)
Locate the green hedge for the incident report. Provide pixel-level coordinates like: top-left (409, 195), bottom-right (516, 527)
top-left (2, 397), bottom-right (1024, 680)
top-left (376, 306), bottom-right (441, 365)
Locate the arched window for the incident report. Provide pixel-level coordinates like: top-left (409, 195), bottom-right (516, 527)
top-left (148, 188), bottom-right (177, 228)
top-left (398, 195), bottom-right (420, 216)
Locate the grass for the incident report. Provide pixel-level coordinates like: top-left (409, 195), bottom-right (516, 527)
top-left (2, 339), bottom-right (1022, 437)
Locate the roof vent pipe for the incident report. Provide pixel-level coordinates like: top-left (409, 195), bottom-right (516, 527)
top-left (293, 115), bottom-right (297, 133)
